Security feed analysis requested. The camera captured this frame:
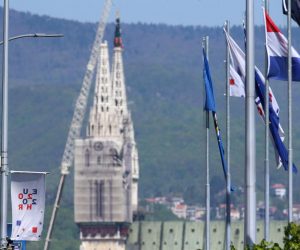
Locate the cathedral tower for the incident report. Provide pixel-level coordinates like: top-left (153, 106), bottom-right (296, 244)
top-left (74, 17), bottom-right (139, 250)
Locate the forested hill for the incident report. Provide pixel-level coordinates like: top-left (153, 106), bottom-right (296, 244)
top-left (3, 8), bottom-right (300, 212)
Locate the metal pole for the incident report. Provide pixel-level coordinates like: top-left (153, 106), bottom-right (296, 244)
top-left (225, 20), bottom-right (231, 250)
top-left (245, 0), bottom-right (256, 246)
top-left (0, 24), bottom-right (62, 250)
top-left (204, 36), bottom-right (210, 250)
top-left (264, 0), bottom-right (270, 241)
top-left (44, 175), bottom-right (66, 250)
top-left (0, 32), bottom-right (62, 250)
top-left (1, 0), bottom-right (9, 249)
top-left (287, 0), bottom-right (293, 224)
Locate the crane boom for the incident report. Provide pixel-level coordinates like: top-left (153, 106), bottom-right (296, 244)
top-left (44, 1), bottom-right (112, 249)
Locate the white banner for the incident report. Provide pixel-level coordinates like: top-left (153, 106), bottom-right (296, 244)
top-left (11, 171), bottom-right (47, 241)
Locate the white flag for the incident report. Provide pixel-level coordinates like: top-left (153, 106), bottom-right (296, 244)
top-left (224, 29), bottom-right (284, 168)
top-left (224, 28), bottom-right (281, 117)
top-left (229, 64), bottom-right (245, 97)
top-left (11, 171), bottom-right (47, 241)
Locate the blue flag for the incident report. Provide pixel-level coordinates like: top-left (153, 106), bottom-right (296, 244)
top-left (212, 111), bottom-right (229, 181)
top-left (203, 49), bottom-right (216, 112)
top-left (203, 49), bottom-right (229, 181)
top-left (255, 70), bottom-right (297, 173)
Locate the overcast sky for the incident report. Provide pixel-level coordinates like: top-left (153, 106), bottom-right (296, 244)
top-left (2, 0), bottom-right (291, 27)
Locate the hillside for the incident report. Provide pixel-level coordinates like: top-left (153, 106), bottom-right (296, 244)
top-left (1, 8), bottom-right (300, 249)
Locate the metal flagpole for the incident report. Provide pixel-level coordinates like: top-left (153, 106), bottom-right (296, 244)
top-left (245, 0), bottom-right (256, 246)
top-left (264, 0), bottom-right (270, 241)
top-left (225, 20), bottom-right (231, 250)
top-left (204, 36), bottom-right (210, 250)
top-left (287, 0), bottom-right (293, 224)
top-left (1, 0), bottom-right (9, 249)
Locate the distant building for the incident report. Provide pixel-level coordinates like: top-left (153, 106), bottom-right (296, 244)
top-left (194, 207), bottom-right (206, 220)
top-left (171, 203), bottom-right (187, 219)
top-left (171, 197), bottom-right (184, 206)
top-left (291, 204), bottom-right (300, 221)
top-left (170, 205), bottom-right (205, 221)
top-left (145, 197), bottom-right (168, 205)
top-left (216, 203), bottom-right (235, 220)
top-left (186, 206), bottom-right (196, 220)
top-left (271, 183), bottom-right (286, 198)
top-left (231, 209), bottom-right (241, 220)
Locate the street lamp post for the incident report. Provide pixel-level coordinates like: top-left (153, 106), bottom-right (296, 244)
top-left (0, 2), bottom-right (63, 248)
top-left (0, 33), bottom-right (63, 45)
top-left (1, 1), bottom-right (9, 248)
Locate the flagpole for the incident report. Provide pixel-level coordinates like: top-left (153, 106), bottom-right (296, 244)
top-left (1, 0), bottom-right (9, 249)
top-left (225, 20), bottom-right (231, 250)
top-left (203, 36), bottom-right (210, 250)
top-left (245, 0), bottom-right (256, 246)
top-left (287, 0), bottom-right (293, 224)
top-left (264, 0), bottom-right (270, 241)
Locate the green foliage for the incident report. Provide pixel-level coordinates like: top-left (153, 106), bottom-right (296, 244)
top-left (231, 223), bottom-right (300, 250)
top-left (283, 222), bottom-right (300, 250)
top-left (245, 240), bottom-right (281, 250)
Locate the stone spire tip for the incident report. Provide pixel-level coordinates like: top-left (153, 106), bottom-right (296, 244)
top-left (114, 15), bottom-right (123, 48)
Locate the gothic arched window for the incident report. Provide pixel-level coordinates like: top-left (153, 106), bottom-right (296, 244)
top-left (97, 156), bottom-right (101, 165)
top-left (85, 149), bottom-right (90, 167)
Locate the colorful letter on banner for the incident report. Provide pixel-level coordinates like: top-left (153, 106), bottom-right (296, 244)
top-left (11, 171), bottom-right (47, 241)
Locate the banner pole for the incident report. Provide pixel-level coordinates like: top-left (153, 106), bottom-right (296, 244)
top-left (287, 0), bottom-right (293, 224)
top-left (245, 0), bottom-right (256, 246)
top-left (264, 0), bottom-right (270, 241)
top-left (203, 36), bottom-right (210, 250)
top-left (225, 20), bottom-right (231, 250)
top-left (1, 0), bottom-right (10, 248)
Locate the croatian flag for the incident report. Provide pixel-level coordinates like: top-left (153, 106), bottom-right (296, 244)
top-left (264, 10), bottom-right (300, 81)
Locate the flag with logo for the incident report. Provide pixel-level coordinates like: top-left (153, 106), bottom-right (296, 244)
top-left (264, 10), bottom-right (300, 81)
top-left (283, 0), bottom-right (300, 26)
top-left (11, 171), bottom-right (47, 241)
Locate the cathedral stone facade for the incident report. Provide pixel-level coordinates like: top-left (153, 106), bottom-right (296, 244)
top-left (74, 18), bottom-right (139, 250)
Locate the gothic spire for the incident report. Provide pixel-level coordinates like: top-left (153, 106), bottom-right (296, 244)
top-left (114, 17), bottom-right (123, 48)
top-left (87, 41), bottom-right (115, 137)
top-left (111, 17), bottom-right (128, 117)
